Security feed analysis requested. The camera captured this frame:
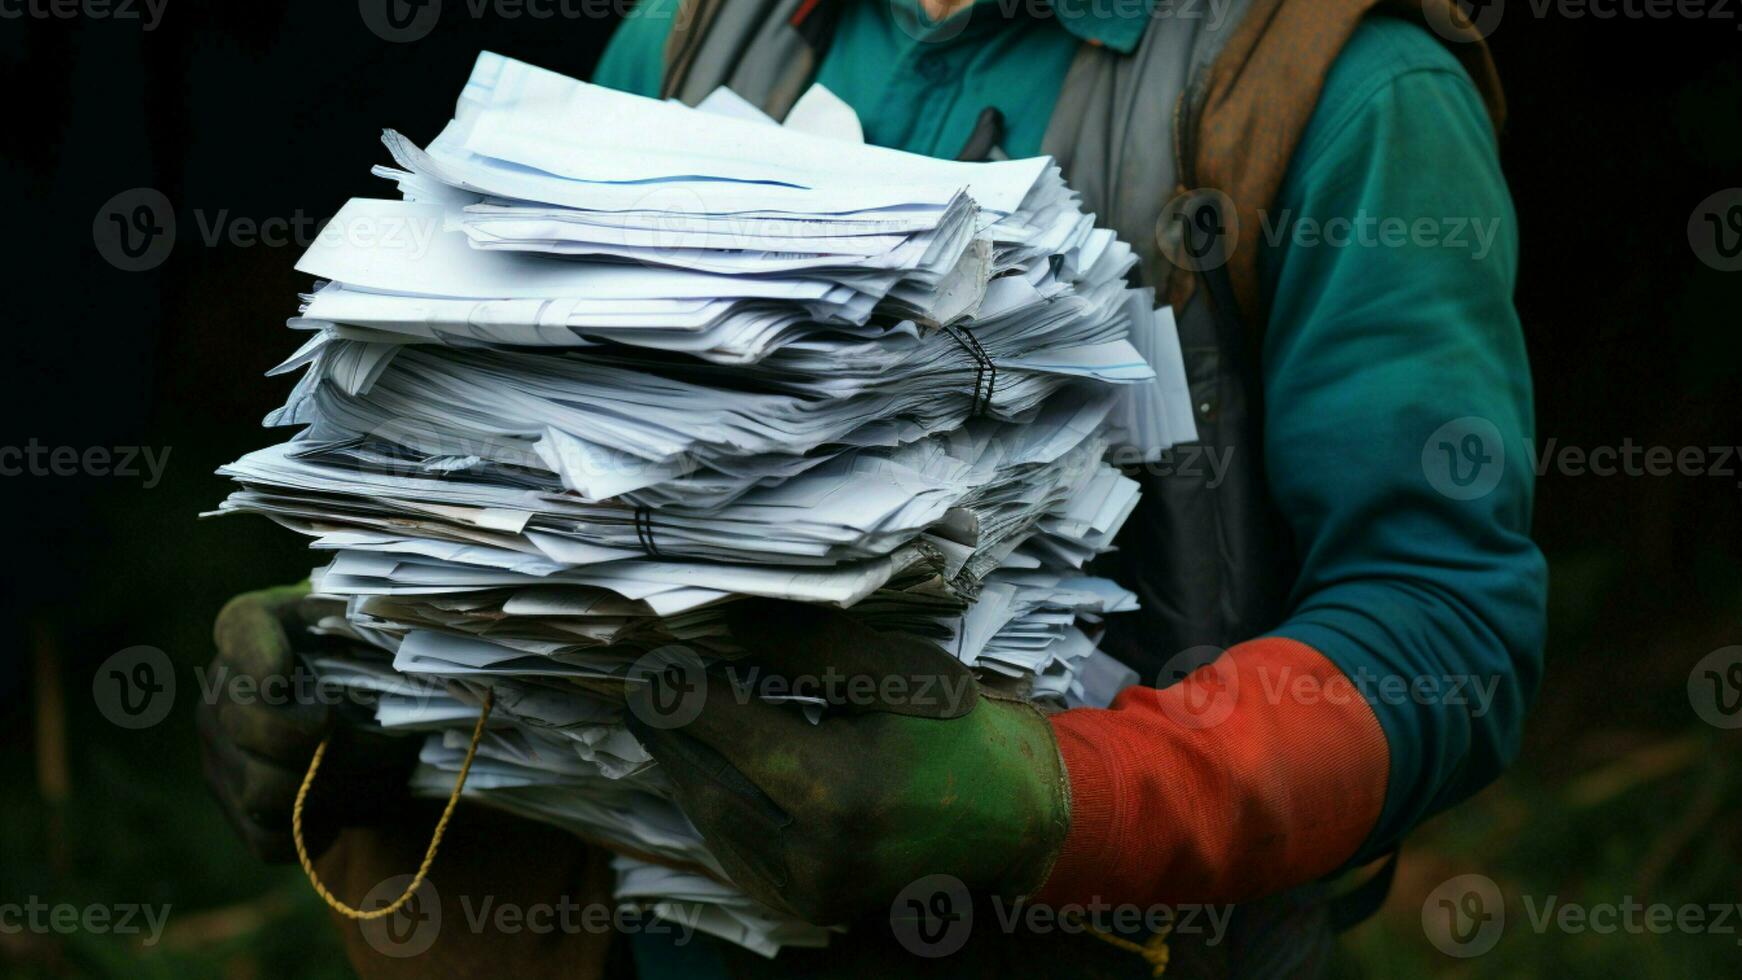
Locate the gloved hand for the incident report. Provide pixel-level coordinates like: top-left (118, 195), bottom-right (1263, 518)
top-left (625, 599), bottom-right (1070, 926)
top-left (198, 582), bottom-right (421, 863)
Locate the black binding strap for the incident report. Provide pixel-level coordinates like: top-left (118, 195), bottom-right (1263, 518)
top-left (633, 506), bottom-right (661, 559)
top-left (941, 324), bottom-right (996, 417)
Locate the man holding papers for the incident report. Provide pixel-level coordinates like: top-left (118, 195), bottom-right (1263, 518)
top-left (201, 0), bottom-right (1544, 976)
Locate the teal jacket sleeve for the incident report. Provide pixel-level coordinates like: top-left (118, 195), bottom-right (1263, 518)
top-left (1259, 17), bottom-right (1547, 863)
top-left (591, 0), bottom-right (681, 96)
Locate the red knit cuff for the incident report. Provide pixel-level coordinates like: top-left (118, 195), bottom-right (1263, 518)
top-left (1034, 637), bottom-right (1389, 907)
top-left (1035, 707), bottom-right (1129, 904)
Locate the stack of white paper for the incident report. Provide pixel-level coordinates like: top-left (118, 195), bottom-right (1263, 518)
top-left (212, 51), bottom-right (1196, 956)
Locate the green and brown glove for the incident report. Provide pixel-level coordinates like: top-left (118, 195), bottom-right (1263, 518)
top-left (625, 598), bottom-right (1071, 926)
top-left (198, 582), bottom-right (422, 863)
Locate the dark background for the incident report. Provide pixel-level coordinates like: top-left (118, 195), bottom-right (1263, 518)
top-left (1, 1), bottom-right (1739, 976)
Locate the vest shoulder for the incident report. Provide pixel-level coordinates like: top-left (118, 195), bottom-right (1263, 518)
top-left (1327, 14), bottom-right (1475, 89)
top-left (1297, 14), bottom-right (1491, 157)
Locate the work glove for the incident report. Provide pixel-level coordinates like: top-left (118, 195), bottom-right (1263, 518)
top-left (198, 582), bottom-right (421, 863)
top-left (625, 599), bottom-right (1071, 926)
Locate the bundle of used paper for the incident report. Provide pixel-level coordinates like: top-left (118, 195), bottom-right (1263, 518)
top-left (210, 51), bottom-right (1197, 956)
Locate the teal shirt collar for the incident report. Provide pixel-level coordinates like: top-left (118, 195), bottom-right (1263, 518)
top-left (1044, 0), bottom-right (1155, 53)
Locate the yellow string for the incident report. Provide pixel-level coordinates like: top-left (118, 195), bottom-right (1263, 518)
top-left (292, 690), bottom-right (494, 920)
top-left (1069, 909), bottom-right (1172, 977)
